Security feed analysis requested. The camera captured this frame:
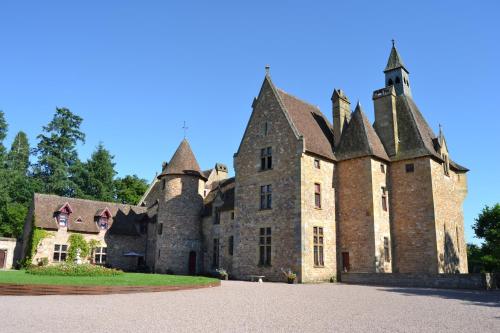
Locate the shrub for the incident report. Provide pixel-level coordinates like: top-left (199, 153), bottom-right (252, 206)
top-left (67, 234), bottom-right (90, 261)
top-left (330, 275), bottom-right (337, 283)
top-left (27, 263), bottom-right (123, 277)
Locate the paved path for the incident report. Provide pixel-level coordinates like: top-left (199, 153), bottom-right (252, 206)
top-left (1, 281), bottom-right (498, 332)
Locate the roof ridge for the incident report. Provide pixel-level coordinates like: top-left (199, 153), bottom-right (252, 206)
top-left (276, 88), bottom-right (321, 111)
top-left (34, 193), bottom-right (143, 209)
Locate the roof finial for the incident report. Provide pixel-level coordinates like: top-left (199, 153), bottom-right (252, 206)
top-left (265, 65), bottom-right (270, 76)
top-left (392, 39), bottom-right (395, 47)
top-left (182, 121), bottom-right (189, 139)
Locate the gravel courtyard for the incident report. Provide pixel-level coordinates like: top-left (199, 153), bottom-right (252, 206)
top-left (1, 281), bottom-right (498, 332)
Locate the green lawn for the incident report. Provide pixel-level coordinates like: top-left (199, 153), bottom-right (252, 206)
top-left (0, 270), bottom-right (218, 286)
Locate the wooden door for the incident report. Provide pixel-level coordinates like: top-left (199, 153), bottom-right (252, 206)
top-left (342, 252), bottom-right (350, 272)
top-left (0, 250), bottom-right (6, 269)
top-left (188, 251), bottom-right (197, 275)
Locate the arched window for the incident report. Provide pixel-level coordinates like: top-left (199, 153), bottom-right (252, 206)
top-left (387, 79), bottom-right (393, 86)
top-left (395, 76), bottom-right (401, 84)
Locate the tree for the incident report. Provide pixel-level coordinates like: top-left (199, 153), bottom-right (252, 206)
top-left (7, 131), bottom-right (30, 174)
top-left (75, 143), bottom-right (117, 202)
top-left (114, 175), bottom-right (148, 205)
top-left (471, 204), bottom-right (500, 272)
top-left (33, 107), bottom-right (85, 197)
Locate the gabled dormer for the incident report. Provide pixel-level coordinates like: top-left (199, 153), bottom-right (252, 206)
top-left (95, 207), bottom-right (112, 230)
top-left (56, 202), bottom-right (73, 227)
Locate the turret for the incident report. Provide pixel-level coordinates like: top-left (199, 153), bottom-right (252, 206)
top-left (332, 89), bottom-right (351, 148)
top-left (384, 40), bottom-right (412, 97)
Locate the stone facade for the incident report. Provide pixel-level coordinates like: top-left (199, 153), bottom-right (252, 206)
top-left (19, 44), bottom-right (469, 282)
top-left (0, 237), bottom-right (19, 269)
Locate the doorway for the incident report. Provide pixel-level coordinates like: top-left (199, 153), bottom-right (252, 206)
top-left (342, 252), bottom-right (350, 272)
top-left (188, 251), bottom-right (197, 275)
top-left (0, 250), bottom-right (6, 269)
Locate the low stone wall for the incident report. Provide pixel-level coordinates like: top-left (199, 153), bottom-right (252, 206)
top-left (341, 272), bottom-right (498, 290)
top-left (0, 280), bottom-right (221, 296)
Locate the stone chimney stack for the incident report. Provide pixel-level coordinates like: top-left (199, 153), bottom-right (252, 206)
top-left (373, 86), bottom-right (398, 157)
top-left (332, 89), bottom-right (351, 148)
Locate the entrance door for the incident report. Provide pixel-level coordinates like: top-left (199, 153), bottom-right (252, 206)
top-left (342, 252), bottom-right (350, 272)
top-left (0, 250), bottom-right (6, 269)
top-left (188, 251), bottom-right (197, 275)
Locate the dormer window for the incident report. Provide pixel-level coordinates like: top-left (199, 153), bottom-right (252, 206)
top-left (58, 213), bottom-right (68, 227)
top-left (99, 217), bottom-right (109, 230)
top-left (75, 217), bottom-right (83, 223)
top-left (95, 207), bottom-right (112, 230)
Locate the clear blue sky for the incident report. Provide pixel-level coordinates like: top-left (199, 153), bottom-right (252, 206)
top-left (0, 1), bottom-right (498, 244)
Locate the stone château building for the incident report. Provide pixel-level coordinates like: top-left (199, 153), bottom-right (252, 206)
top-left (21, 44), bottom-right (469, 282)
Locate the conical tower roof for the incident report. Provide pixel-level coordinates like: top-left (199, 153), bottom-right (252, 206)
top-left (336, 103), bottom-right (389, 161)
top-left (158, 139), bottom-right (206, 180)
top-left (384, 42), bottom-right (407, 73)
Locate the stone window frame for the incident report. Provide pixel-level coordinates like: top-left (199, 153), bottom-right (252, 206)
top-left (383, 237), bottom-right (391, 262)
top-left (313, 226), bottom-right (324, 267)
top-left (263, 121), bottom-right (270, 136)
top-left (158, 223), bottom-right (163, 235)
top-left (260, 184), bottom-right (272, 210)
top-left (380, 163), bottom-right (385, 173)
top-left (94, 247), bottom-right (107, 265)
top-left (314, 183), bottom-right (322, 209)
top-left (228, 236), bottom-right (234, 256)
top-left (381, 187), bottom-right (388, 212)
top-left (212, 238), bottom-right (220, 268)
top-left (53, 244), bottom-right (68, 262)
top-left (405, 163), bottom-right (414, 173)
top-left (230, 211), bottom-right (235, 220)
top-left (314, 159), bottom-right (321, 169)
top-left (442, 154), bottom-right (450, 177)
top-left (258, 227), bottom-right (272, 266)
top-left (260, 147), bottom-right (273, 171)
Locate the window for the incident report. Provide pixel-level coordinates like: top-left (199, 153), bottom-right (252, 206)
top-left (213, 238), bottom-right (219, 268)
top-left (260, 185), bottom-right (272, 209)
top-left (99, 217), bottom-right (109, 230)
top-left (383, 237), bottom-right (391, 262)
top-left (405, 163), bottom-right (414, 173)
top-left (395, 76), bottom-right (401, 84)
top-left (231, 211), bottom-right (235, 220)
top-left (58, 213), bottom-right (68, 227)
top-left (260, 147), bottom-right (273, 171)
top-left (388, 79), bottom-right (393, 86)
top-left (53, 244), bottom-right (68, 262)
top-left (456, 226), bottom-right (460, 253)
top-left (380, 164), bottom-right (385, 173)
top-left (259, 228), bottom-right (271, 266)
top-left (94, 247), bottom-right (107, 265)
top-left (442, 154), bottom-right (450, 176)
top-left (313, 227), bottom-right (324, 267)
top-left (214, 207), bottom-right (221, 225)
top-left (263, 121), bottom-right (270, 136)
top-left (229, 236), bottom-right (234, 256)
top-left (381, 187), bottom-right (388, 212)
top-left (314, 159), bottom-right (320, 169)
top-left (75, 217), bottom-right (83, 223)
top-left (314, 183), bottom-right (321, 209)
top-left (158, 223), bottom-right (163, 235)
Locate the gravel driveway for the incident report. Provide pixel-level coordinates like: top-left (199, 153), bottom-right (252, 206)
top-left (1, 281), bottom-right (498, 332)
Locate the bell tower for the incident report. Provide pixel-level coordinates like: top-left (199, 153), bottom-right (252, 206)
top-left (384, 40), bottom-right (412, 96)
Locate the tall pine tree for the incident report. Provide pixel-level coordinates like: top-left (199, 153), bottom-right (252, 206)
top-left (0, 111), bottom-right (7, 164)
top-left (33, 107), bottom-right (85, 197)
top-left (7, 131), bottom-right (30, 175)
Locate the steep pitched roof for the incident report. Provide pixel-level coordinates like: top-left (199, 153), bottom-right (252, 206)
top-left (276, 89), bottom-right (335, 160)
top-left (384, 44), bottom-right (408, 73)
top-left (32, 193), bottom-right (147, 234)
top-left (158, 139), bottom-right (206, 180)
top-left (202, 177), bottom-right (235, 217)
top-left (336, 103), bottom-right (389, 161)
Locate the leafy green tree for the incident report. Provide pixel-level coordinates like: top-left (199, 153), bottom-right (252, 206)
top-left (75, 143), bottom-right (117, 202)
top-left (7, 131), bottom-right (30, 174)
top-left (0, 110), bottom-right (7, 163)
top-left (33, 107), bottom-right (85, 197)
top-left (471, 204), bottom-right (500, 272)
top-left (114, 175), bottom-right (148, 205)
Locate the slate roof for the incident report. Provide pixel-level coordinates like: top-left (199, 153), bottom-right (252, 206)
top-left (32, 193), bottom-right (147, 235)
top-left (158, 139), bottom-right (207, 180)
top-left (385, 44), bottom-right (408, 73)
top-left (276, 89), bottom-right (335, 161)
top-left (337, 103), bottom-right (389, 161)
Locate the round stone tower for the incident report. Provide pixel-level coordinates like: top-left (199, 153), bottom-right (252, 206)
top-left (155, 139), bottom-right (206, 275)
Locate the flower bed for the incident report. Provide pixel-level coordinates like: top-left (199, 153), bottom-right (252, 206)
top-left (27, 263), bottom-right (123, 277)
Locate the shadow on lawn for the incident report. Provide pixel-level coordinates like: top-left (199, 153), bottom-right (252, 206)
top-left (379, 287), bottom-right (500, 308)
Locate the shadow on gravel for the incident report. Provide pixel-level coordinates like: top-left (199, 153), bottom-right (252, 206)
top-left (379, 287), bottom-right (500, 308)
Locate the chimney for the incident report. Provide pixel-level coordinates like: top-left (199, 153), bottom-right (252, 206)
top-left (373, 86), bottom-right (398, 156)
top-left (332, 89), bottom-right (351, 148)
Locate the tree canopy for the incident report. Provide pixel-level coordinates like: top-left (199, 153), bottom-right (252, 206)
top-left (468, 204), bottom-right (500, 272)
top-left (115, 175), bottom-right (149, 205)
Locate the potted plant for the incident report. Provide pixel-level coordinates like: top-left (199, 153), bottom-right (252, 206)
top-left (216, 268), bottom-right (228, 280)
top-left (281, 268), bottom-right (297, 284)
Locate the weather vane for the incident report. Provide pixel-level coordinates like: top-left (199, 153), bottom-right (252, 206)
top-left (182, 121), bottom-right (189, 139)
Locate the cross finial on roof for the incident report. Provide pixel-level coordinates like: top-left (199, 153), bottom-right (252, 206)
top-left (265, 65), bottom-right (270, 76)
top-left (182, 121), bottom-right (189, 139)
top-left (392, 39), bottom-right (395, 47)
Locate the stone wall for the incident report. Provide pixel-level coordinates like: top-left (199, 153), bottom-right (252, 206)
top-left (300, 154), bottom-right (336, 282)
top-left (341, 272), bottom-right (495, 290)
top-left (390, 157), bottom-right (438, 273)
top-left (233, 78), bottom-right (302, 282)
top-left (0, 237), bottom-right (19, 269)
top-left (106, 233), bottom-right (147, 271)
top-left (430, 159), bottom-right (468, 273)
top-left (201, 210), bottom-right (235, 276)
